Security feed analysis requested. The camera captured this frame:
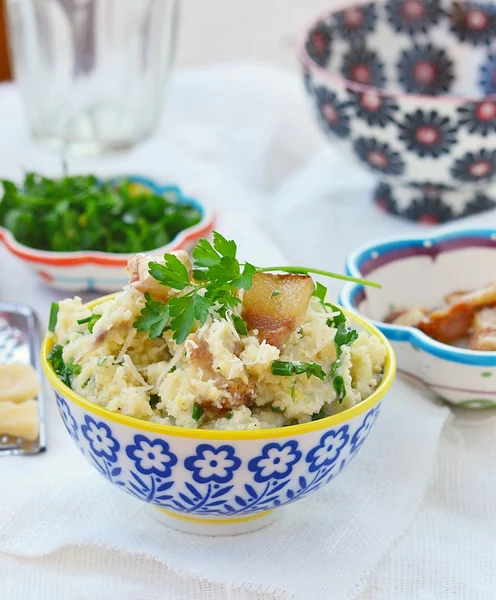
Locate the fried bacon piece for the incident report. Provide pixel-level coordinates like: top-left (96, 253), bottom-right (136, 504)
top-left (188, 339), bottom-right (256, 414)
top-left (469, 308), bottom-right (496, 351)
top-left (242, 273), bottom-right (314, 349)
top-left (446, 283), bottom-right (496, 310)
top-left (127, 251), bottom-right (192, 301)
top-left (418, 302), bottom-right (475, 344)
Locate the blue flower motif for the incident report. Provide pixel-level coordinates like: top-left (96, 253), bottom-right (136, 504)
top-left (56, 394), bottom-right (78, 441)
top-left (350, 407), bottom-right (380, 453)
top-left (248, 441), bottom-right (302, 483)
top-left (306, 426), bottom-right (350, 473)
top-left (81, 415), bottom-right (120, 463)
top-left (126, 434), bottom-right (177, 477)
top-left (184, 444), bottom-right (241, 484)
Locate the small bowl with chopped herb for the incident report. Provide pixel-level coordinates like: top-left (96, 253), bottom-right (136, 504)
top-left (0, 173), bottom-right (214, 292)
top-left (41, 232), bottom-right (396, 536)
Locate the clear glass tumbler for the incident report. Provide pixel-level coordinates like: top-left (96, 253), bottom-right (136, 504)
top-left (6, 0), bottom-right (179, 154)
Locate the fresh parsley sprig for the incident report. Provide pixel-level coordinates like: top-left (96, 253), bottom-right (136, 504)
top-left (47, 344), bottom-right (82, 388)
top-left (133, 232), bottom-right (379, 345)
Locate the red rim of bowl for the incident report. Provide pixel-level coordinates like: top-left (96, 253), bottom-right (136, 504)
top-left (297, 0), bottom-right (496, 104)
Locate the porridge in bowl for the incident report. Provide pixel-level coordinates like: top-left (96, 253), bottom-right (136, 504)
top-left (48, 234), bottom-right (386, 430)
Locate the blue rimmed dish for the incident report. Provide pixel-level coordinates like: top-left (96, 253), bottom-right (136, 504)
top-left (0, 175), bottom-right (215, 293)
top-left (340, 227), bottom-right (496, 408)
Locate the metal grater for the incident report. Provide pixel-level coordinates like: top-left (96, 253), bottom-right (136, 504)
top-left (0, 302), bottom-right (46, 455)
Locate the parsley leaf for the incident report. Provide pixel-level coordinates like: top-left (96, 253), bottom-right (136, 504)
top-left (192, 238), bottom-right (221, 268)
top-left (231, 313), bottom-right (248, 336)
top-left (148, 254), bottom-right (191, 290)
top-left (313, 281), bottom-right (327, 307)
top-left (213, 231), bottom-right (237, 257)
top-left (333, 375), bottom-right (346, 402)
top-left (271, 407), bottom-right (284, 413)
top-left (47, 344), bottom-right (81, 388)
top-left (233, 262), bottom-right (256, 290)
top-left (134, 293), bottom-right (170, 338)
top-left (168, 293), bottom-right (210, 344)
top-left (271, 360), bottom-right (326, 381)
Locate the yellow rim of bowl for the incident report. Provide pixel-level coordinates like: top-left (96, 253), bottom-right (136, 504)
top-left (41, 294), bottom-right (396, 440)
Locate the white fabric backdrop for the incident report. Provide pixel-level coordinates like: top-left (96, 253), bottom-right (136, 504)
top-left (1, 65), bottom-right (496, 600)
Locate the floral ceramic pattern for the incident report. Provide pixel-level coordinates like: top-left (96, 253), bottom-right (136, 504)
top-left (81, 415), bottom-right (120, 463)
top-left (386, 0), bottom-right (443, 35)
top-left (450, 1), bottom-right (496, 46)
top-left (341, 46), bottom-right (386, 88)
top-left (349, 90), bottom-right (398, 128)
top-left (334, 3), bottom-right (378, 40)
top-left (305, 21), bottom-right (332, 68)
top-left (398, 110), bottom-right (457, 158)
top-left (458, 101), bottom-right (496, 137)
top-left (248, 440), bottom-right (302, 482)
top-left (314, 87), bottom-right (351, 138)
top-left (374, 183), bottom-right (399, 215)
top-left (396, 43), bottom-right (454, 95)
top-left (451, 149), bottom-right (496, 182)
top-left (185, 444), bottom-right (241, 484)
top-left (56, 395), bottom-right (79, 441)
top-left (353, 137), bottom-right (405, 175)
top-left (55, 392), bottom-right (382, 517)
top-left (126, 434), bottom-right (177, 477)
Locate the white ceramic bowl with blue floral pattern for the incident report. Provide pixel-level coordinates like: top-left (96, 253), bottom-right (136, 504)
top-left (300, 0), bottom-right (496, 223)
top-left (41, 302), bottom-right (395, 536)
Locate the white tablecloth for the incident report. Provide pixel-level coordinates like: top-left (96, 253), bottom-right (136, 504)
top-left (1, 65), bottom-right (496, 600)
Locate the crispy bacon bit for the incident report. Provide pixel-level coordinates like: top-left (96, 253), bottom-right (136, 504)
top-left (419, 302), bottom-right (475, 344)
top-left (469, 308), bottom-right (496, 351)
top-left (188, 338), bottom-right (256, 413)
top-left (449, 283), bottom-right (496, 310)
top-left (126, 251), bottom-right (192, 301)
top-left (242, 273), bottom-right (314, 349)
top-left (383, 281), bottom-right (496, 350)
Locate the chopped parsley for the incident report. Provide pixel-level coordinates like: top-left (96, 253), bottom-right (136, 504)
top-left (149, 394), bottom-right (161, 408)
top-left (311, 411), bottom-right (329, 421)
top-left (192, 402), bottom-right (204, 422)
top-left (47, 344), bottom-right (81, 388)
top-left (271, 290), bottom-right (280, 298)
top-left (77, 313), bottom-right (101, 333)
top-left (271, 406), bottom-right (284, 413)
top-left (0, 173), bottom-right (202, 253)
top-left (271, 360), bottom-right (326, 381)
top-left (48, 302), bottom-right (59, 333)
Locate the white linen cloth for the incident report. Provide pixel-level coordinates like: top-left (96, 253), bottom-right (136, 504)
top-left (0, 65), bottom-right (495, 600)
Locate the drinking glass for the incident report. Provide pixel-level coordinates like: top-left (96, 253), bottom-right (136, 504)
top-left (6, 0), bottom-right (179, 154)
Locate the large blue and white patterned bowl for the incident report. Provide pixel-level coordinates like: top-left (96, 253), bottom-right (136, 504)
top-left (41, 301), bottom-right (395, 536)
top-left (300, 0), bottom-right (496, 223)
